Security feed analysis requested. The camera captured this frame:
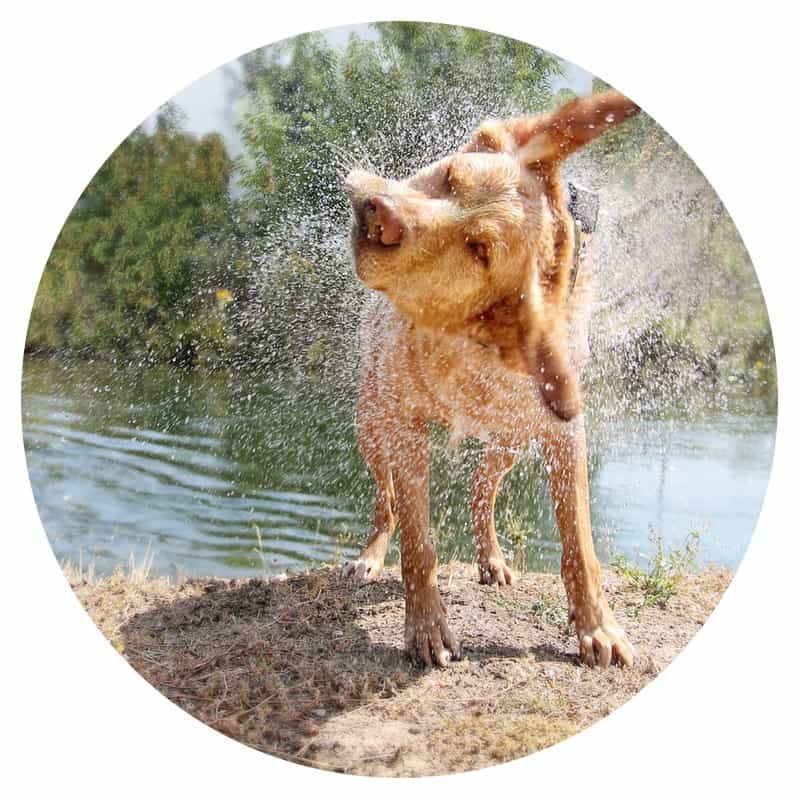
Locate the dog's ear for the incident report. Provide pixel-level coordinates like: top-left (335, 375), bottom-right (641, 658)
top-left (467, 91), bottom-right (639, 167)
top-left (513, 90), bottom-right (639, 167)
top-left (469, 294), bottom-right (582, 421)
top-left (463, 92), bottom-right (636, 421)
top-left (520, 311), bottom-right (582, 422)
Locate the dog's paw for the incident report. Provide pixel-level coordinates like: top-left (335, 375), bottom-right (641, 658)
top-left (478, 555), bottom-right (514, 586)
top-left (342, 556), bottom-right (384, 582)
top-left (405, 587), bottom-right (462, 668)
top-left (574, 603), bottom-right (635, 667)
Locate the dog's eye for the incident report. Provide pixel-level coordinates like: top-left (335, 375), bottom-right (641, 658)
top-left (467, 239), bottom-right (489, 266)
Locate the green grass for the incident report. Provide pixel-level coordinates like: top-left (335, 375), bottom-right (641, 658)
top-left (487, 590), bottom-right (567, 630)
top-left (611, 529), bottom-right (701, 612)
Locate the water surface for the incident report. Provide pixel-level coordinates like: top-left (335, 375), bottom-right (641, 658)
top-left (22, 357), bottom-right (775, 578)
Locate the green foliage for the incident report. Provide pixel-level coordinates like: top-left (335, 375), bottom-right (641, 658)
top-left (488, 590), bottom-right (566, 629)
top-left (611, 529), bottom-right (701, 611)
top-left (500, 507), bottom-right (531, 572)
top-left (375, 22), bottom-right (561, 106)
top-left (578, 74), bottom-right (775, 409)
top-left (237, 23), bottom-right (563, 227)
top-left (597, 187), bottom-right (776, 413)
top-left (26, 21), bottom-right (776, 399)
top-left (229, 22), bottom-right (565, 374)
top-left (27, 106), bottom-right (239, 365)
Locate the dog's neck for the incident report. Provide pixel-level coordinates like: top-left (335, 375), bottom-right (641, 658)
top-left (463, 295), bottom-right (531, 375)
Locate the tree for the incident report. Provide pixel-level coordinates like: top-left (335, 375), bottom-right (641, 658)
top-left (26, 22), bottom-right (773, 400)
top-left (237, 23), bottom-right (563, 224)
top-left (28, 106), bottom-right (238, 365)
top-left (229, 22), bottom-right (565, 374)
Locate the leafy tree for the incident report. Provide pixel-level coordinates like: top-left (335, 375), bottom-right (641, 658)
top-left (230, 23), bottom-right (565, 374)
top-left (28, 106), bottom-right (238, 365)
top-left (26, 22), bottom-right (774, 402)
top-left (237, 23), bottom-right (564, 224)
top-left (575, 78), bottom-right (774, 406)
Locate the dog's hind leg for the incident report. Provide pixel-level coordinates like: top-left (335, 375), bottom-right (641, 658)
top-left (470, 444), bottom-right (517, 585)
top-left (342, 390), bottom-right (397, 582)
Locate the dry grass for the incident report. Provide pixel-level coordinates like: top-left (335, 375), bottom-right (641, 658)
top-left (62, 544), bottom-right (156, 586)
top-left (69, 561), bottom-right (731, 776)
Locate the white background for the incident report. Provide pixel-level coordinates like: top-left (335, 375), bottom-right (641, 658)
top-left (2, 1), bottom-right (798, 797)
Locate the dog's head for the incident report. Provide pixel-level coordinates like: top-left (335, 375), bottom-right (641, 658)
top-left (346, 91), bottom-right (639, 419)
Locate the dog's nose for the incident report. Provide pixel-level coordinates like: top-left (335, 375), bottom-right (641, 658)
top-left (360, 195), bottom-right (405, 246)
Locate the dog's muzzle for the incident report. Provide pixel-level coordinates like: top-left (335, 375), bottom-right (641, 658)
top-left (353, 195), bottom-right (405, 247)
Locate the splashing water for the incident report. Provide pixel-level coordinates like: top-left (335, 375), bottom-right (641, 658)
top-left (23, 64), bottom-right (776, 579)
top-left (236, 76), bottom-right (772, 565)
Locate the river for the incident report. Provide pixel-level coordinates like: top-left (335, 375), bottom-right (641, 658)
top-left (22, 357), bottom-right (775, 578)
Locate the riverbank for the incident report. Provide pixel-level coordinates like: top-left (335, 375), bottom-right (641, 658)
top-left (68, 561), bottom-right (730, 776)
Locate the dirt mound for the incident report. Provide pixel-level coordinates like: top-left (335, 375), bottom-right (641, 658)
top-left (70, 562), bottom-right (729, 776)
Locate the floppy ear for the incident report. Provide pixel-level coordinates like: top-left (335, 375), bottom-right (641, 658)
top-left (518, 296), bottom-right (583, 422)
top-left (467, 293), bottom-right (582, 422)
top-left (507, 90), bottom-right (640, 166)
top-left (465, 91), bottom-right (639, 166)
top-left (521, 92), bottom-right (636, 419)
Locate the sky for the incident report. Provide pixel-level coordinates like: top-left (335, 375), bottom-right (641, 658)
top-left (155, 23), bottom-right (593, 154)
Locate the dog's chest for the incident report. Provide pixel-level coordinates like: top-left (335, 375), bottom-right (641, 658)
top-left (412, 331), bottom-right (549, 444)
top-left (360, 298), bottom-right (555, 445)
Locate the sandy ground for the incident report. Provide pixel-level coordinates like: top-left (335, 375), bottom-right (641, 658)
top-left (69, 562), bottom-right (730, 777)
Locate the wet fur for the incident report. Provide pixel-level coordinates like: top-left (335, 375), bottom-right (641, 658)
top-left (344, 91), bottom-right (639, 669)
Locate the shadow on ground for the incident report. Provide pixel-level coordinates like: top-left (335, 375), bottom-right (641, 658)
top-left (67, 563), bottom-right (730, 775)
top-left (116, 565), bottom-right (573, 764)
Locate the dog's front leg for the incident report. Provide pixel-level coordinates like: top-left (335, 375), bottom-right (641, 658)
top-left (540, 419), bottom-right (635, 667)
top-left (392, 419), bottom-right (461, 667)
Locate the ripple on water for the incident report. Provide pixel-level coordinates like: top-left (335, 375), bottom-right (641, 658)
top-left (21, 359), bottom-right (775, 579)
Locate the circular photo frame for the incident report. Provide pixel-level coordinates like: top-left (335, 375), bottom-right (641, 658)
top-left (21, 20), bottom-right (776, 777)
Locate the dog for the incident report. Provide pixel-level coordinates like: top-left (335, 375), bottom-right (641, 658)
top-left (343, 91), bottom-right (639, 668)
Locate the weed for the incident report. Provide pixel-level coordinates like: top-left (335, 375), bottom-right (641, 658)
top-left (500, 508), bottom-right (530, 572)
top-left (328, 527), bottom-right (363, 568)
top-left (252, 524), bottom-right (268, 575)
top-left (61, 550), bottom-right (96, 585)
top-left (611, 528), bottom-right (701, 611)
top-left (127, 541), bottom-right (155, 583)
top-left (63, 543), bottom-right (158, 586)
top-left (488, 591), bottom-right (566, 628)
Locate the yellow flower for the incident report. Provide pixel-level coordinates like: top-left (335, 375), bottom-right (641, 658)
top-left (215, 288), bottom-right (233, 304)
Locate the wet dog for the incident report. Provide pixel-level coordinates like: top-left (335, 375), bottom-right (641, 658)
top-left (343, 91), bottom-right (639, 668)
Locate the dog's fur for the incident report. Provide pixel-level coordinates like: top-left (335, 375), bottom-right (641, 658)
top-left (343, 91), bottom-right (639, 668)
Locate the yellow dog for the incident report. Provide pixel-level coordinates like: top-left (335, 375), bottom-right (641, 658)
top-left (344, 92), bottom-right (639, 668)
